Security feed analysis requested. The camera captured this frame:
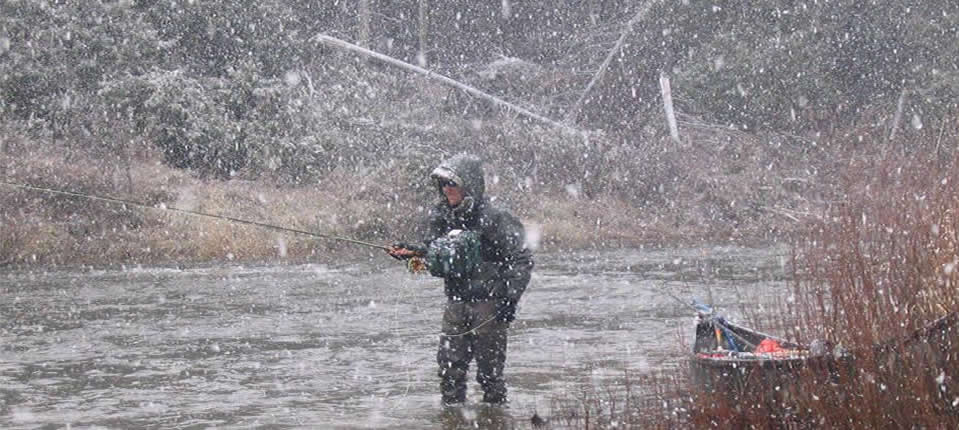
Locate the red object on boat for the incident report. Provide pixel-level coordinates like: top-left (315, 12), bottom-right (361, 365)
top-left (755, 338), bottom-right (784, 353)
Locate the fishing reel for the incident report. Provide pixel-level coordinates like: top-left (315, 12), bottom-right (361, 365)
top-left (407, 256), bottom-right (428, 273)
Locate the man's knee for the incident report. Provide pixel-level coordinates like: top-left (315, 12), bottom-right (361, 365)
top-left (437, 333), bottom-right (471, 365)
top-left (438, 362), bottom-right (468, 381)
top-left (476, 365), bottom-right (504, 389)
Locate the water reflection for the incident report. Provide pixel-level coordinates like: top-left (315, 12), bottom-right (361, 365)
top-left (438, 404), bottom-right (512, 430)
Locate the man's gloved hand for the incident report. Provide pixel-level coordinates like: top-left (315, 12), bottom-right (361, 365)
top-left (387, 242), bottom-right (427, 260)
top-left (495, 298), bottom-right (517, 323)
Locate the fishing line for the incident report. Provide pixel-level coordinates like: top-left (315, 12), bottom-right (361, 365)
top-left (385, 313), bottom-right (500, 340)
top-left (660, 282), bottom-right (760, 350)
top-left (0, 180), bottom-right (389, 251)
top-left (445, 314), bottom-right (500, 338)
top-left (4, 181), bottom-right (497, 342)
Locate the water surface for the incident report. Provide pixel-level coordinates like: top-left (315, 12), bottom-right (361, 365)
top-left (0, 246), bottom-right (790, 428)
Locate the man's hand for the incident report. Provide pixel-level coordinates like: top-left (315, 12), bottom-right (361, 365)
top-left (387, 242), bottom-right (426, 260)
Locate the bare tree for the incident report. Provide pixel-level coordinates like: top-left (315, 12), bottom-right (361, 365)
top-left (357, 0), bottom-right (370, 48)
top-left (564, 0), bottom-right (662, 125)
top-left (417, 0), bottom-right (428, 66)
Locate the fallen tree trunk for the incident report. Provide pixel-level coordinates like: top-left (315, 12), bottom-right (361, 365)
top-left (311, 33), bottom-right (582, 136)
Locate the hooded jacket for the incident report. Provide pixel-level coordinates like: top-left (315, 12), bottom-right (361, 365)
top-left (422, 154), bottom-right (533, 303)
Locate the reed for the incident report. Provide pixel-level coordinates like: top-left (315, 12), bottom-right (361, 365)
top-left (777, 150), bottom-right (959, 428)
top-left (540, 367), bottom-right (688, 430)
top-left (674, 142), bottom-right (959, 428)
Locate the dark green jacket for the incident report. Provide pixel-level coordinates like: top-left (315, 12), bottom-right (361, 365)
top-left (422, 154), bottom-right (533, 303)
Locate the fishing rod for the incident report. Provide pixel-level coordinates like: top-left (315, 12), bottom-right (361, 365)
top-left (4, 180), bottom-right (491, 338)
top-left (663, 288), bottom-right (711, 315)
top-left (0, 180), bottom-right (390, 251)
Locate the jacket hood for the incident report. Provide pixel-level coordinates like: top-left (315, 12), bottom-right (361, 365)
top-left (430, 153), bottom-right (486, 206)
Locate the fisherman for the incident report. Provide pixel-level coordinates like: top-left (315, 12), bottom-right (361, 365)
top-left (388, 153), bottom-right (533, 406)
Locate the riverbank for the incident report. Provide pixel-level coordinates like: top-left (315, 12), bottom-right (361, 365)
top-left (1, 133), bottom-right (808, 269)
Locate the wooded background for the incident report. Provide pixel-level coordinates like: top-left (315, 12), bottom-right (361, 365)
top-left (1, 0), bottom-right (957, 198)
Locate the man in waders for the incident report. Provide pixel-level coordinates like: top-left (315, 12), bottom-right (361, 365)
top-left (389, 153), bottom-right (533, 406)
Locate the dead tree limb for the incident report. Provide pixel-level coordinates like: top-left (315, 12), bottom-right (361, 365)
top-left (660, 71), bottom-right (680, 143)
top-left (357, 0), bottom-right (371, 49)
top-left (417, 0), bottom-right (428, 66)
top-left (312, 34), bottom-right (582, 136)
top-left (889, 87), bottom-right (907, 141)
top-left (564, 0), bottom-right (661, 125)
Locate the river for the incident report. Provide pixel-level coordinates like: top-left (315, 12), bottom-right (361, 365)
top-left (0, 246), bottom-right (790, 429)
